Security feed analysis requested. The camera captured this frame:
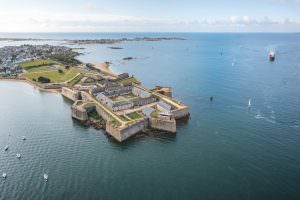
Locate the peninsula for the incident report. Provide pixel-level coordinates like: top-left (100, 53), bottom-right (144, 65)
top-left (0, 37), bottom-right (185, 45)
top-left (0, 44), bottom-right (189, 142)
top-left (66, 37), bottom-right (185, 45)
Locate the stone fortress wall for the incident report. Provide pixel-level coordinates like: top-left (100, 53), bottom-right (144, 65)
top-left (64, 82), bottom-right (189, 142)
top-left (62, 87), bottom-right (80, 102)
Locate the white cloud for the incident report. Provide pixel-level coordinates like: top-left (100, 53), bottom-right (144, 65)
top-left (272, 0), bottom-right (300, 4)
top-left (82, 3), bottom-right (97, 10)
top-left (0, 11), bottom-right (299, 32)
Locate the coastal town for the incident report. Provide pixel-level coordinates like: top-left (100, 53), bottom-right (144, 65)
top-left (0, 44), bottom-right (189, 142)
top-left (0, 44), bottom-right (80, 76)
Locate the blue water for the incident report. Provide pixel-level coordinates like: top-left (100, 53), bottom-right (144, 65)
top-left (1, 33), bottom-right (300, 200)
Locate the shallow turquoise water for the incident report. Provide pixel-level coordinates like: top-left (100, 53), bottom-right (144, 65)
top-left (0, 33), bottom-right (300, 200)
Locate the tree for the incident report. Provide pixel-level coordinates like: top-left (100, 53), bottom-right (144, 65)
top-left (58, 69), bottom-right (63, 73)
top-left (86, 63), bottom-right (94, 68)
top-left (38, 76), bottom-right (51, 83)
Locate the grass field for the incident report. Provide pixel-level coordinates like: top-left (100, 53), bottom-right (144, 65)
top-left (126, 112), bottom-right (142, 120)
top-left (117, 76), bottom-right (140, 85)
top-left (23, 65), bottom-right (57, 73)
top-left (120, 115), bottom-right (131, 121)
top-left (67, 74), bottom-right (83, 86)
top-left (84, 77), bottom-right (96, 83)
top-left (20, 68), bottom-right (90, 83)
top-left (20, 59), bottom-right (57, 72)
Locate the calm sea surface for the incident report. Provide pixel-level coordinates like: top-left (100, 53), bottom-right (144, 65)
top-left (1, 33), bottom-right (300, 200)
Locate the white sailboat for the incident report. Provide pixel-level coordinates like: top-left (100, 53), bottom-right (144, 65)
top-left (2, 173), bottom-right (7, 179)
top-left (44, 174), bottom-right (48, 181)
top-left (16, 153), bottom-right (21, 159)
top-left (4, 145), bottom-right (8, 151)
top-left (248, 99), bottom-right (251, 108)
top-left (269, 50), bottom-right (275, 61)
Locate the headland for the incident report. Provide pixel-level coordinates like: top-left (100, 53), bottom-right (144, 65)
top-left (0, 43), bottom-right (189, 142)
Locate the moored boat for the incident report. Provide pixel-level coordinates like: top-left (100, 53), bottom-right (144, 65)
top-left (269, 50), bottom-right (275, 61)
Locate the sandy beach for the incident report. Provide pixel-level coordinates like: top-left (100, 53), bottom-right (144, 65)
top-left (92, 63), bottom-right (117, 77)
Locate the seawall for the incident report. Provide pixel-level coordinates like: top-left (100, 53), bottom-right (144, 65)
top-left (106, 119), bottom-right (148, 142)
top-left (149, 117), bottom-right (176, 133)
top-left (62, 87), bottom-right (80, 102)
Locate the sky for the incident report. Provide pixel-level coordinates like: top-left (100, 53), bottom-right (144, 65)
top-left (0, 0), bottom-right (299, 32)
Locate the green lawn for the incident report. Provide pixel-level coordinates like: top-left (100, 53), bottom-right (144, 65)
top-left (23, 65), bottom-right (57, 73)
top-left (117, 76), bottom-right (140, 85)
top-left (20, 68), bottom-right (90, 83)
top-left (20, 59), bottom-right (57, 72)
top-left (111, 119), bottom-right (121, 126)
top-left (120, 115), bottom-right (131, 121)
top-left (84, 77), bottom-right (96, 83)
top-left (123, 93), bottom-right (137, 98)
top-left (67, 74), bottom-right (83, 86)
top-left (126, 112), bottom-right (142, 120)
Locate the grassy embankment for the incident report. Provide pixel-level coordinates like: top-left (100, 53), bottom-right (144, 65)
top-left (20, 59), bottom-right (57, 72)
top-left (67, 74), bottom-right (83, 86)
top-left (19, 59), bottom-right (91, 83)
top-left (117, 76), bottom-right (140, 85)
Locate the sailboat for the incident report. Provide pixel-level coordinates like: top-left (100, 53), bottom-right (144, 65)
top-left (44, 174), bottom-right (48, 181)
top-left (269, 50), bottom-right (275, 61)
top-left (248, 99), bottom-right (251, 108)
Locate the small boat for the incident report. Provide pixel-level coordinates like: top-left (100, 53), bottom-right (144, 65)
top-left (22, 136), bottom-right (26, 141)
top-left (269, 50), bottom-right (275, 61)
top-left (16, 153), bottom-right (21, 159)
top-left (248, 99), bottom-right (251, 107)
top-left (2, 173), bottom-right (7, 179)
top-left (44, 174), bottom-right (48, 181)
top-left (4, 145), bottom-right (8, 151)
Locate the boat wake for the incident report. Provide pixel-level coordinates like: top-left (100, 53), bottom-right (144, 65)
top-left (253, 109), bottom-right (277, 124)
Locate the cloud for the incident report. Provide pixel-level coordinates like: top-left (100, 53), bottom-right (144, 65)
top-left (272, 0), bottom-right (300, 4)
top-left (82, 3), bottom-right (97, 10)
top-left (0, 12), bottom-right (299, 32)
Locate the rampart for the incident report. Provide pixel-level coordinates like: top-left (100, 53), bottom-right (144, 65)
top-left (106, 119), bottom-right (148, 142)
top-left (149, 117), bottom-right (176, 133)
top-left (62, 87), bottom-right (80, 102)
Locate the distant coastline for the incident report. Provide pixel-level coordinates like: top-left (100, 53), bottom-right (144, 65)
top-left (0, 37), bottom-right (185, 45)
